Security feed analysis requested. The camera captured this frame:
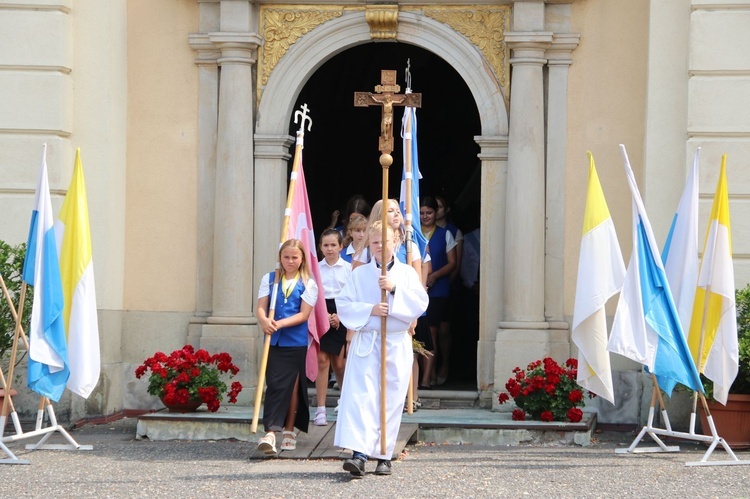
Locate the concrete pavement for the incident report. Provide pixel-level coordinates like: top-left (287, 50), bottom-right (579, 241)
top-left (1, 417), bottom-right (749, 498)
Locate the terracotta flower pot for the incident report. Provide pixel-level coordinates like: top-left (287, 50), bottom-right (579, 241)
top-left (700, 394), bottom-right (750, 449)
top-left (160, 396), bottom-right (203, 413)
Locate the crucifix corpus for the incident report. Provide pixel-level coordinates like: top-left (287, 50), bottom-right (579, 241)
top-left (354, 69), bottom-right (421, 455)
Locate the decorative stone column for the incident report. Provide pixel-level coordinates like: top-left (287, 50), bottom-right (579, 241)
top-left (503, 31), bottom-right (551, 324)
top-left (544, 33), bottom-right (579, 326)
top-left (474, 135), bottom-right (508, 405)
top-left (495, 8), bottom-right (568, 409)
top-left (199, 28), bottom-right (262, 404)
top-left (187, 31), bottom-right (220, 347)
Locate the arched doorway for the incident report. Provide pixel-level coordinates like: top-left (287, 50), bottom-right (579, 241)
top-left (289, 42), bottom-right (482, 386)
top-left (254, 11), bottom-right (509, 396)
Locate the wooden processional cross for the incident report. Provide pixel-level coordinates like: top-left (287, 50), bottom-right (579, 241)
top-left (354, 69), bottom-right (421, 455)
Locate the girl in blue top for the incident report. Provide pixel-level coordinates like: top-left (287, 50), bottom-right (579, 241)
top-left (420, 196), bottom-right (457, 386)
top-left (256, 239), bottom-right (319, 456)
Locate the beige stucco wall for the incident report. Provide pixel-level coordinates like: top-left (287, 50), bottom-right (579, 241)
top-left (124, 0), bottom-right (199, 314)
top-left (565, 0), bottom-right (650, 317)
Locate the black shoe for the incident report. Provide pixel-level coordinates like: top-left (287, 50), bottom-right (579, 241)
top-left (343, 457), bottom-right (366, 477)
top-left (374, 459), bottom-right (392, 476)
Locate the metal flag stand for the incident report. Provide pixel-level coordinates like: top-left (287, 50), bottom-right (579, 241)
top-left (616, 373), bottom-right (750, 466)
top-left (0, 274), bottom-right (92, 465)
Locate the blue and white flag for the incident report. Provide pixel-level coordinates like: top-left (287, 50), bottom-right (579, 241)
top-left (662, 148), bottom-right (700, 335)
top-left (23, 143), bottom-right (70, 401)
top-left (607, 144), bottom-right (703, 396)
top-left (400, 105), bottom-right (428, 260)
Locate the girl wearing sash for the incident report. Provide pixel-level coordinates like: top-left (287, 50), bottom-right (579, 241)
top-left (256, 239), bottom-right (319, 456)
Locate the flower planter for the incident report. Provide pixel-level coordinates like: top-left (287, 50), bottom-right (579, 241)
top-left (161, 396), bottom-right (203, 413)
top-left (700, 394), bottom-right (750, 449)
top-left (135, 345), bottom-right (243, 413)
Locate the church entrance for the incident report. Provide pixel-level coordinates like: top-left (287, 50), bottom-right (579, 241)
top-left (289, 42), bottom-right (481, 388)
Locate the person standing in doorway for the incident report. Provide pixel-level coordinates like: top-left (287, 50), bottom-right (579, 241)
top-left (420, 196), bottom-right (457, 386)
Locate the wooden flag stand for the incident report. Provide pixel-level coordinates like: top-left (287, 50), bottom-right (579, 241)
top-left (0, 274), bottom-right (92, 465)
top-left (616, 374), bottom-right (750, 466)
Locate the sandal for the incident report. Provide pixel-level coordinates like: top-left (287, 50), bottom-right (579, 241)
top-left (403, 399), bottom-right (421, 413)
top-left (280, 430), bottom-right (297, 451)
top-left (314, 407), bottom-right (328, 426)
top-left (257, 432), bottom-right (277, 456)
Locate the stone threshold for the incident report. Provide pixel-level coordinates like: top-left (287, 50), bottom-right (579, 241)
top-left (136, 402), bottom-right (597, 447)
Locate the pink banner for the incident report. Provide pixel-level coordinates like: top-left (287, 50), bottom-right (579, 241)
top-left (287, 161), bottom-right (329, 381)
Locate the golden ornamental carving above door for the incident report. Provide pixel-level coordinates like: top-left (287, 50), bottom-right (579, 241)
top-left (258, 5), bottom-right (510, 105)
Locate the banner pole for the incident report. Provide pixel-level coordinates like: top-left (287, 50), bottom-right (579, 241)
top-left (403, 108), bottom-right (414, 415)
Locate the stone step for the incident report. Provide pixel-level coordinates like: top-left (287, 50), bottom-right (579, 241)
top-left (308, 388), bottom-right (483, 409)
top-left (136, 404), bottom-right (597, 449)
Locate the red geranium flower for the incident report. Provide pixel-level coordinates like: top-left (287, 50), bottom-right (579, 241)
top-left (498, 392), bottom-right (510, 404)
top-left (540, 410), bottom-right (554, 422)
top-left (567, 407), bottom-right (583, 423)
top-left (568, 389), bottom-right (583, 403)
top-left (511, 409), bottom-right (526, 421)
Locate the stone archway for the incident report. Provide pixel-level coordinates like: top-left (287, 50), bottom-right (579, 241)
top-left (254, 9), bottom-right (509, 398)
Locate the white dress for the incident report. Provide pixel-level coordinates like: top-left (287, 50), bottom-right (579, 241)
top-left (334, 258), bottom-right (428, 459)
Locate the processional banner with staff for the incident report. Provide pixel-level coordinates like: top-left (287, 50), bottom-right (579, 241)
top-left (285, 156), bottom-right (330, 382)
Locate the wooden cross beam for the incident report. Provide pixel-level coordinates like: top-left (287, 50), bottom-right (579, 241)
top-left (354, 70), bottom-right (422, 155)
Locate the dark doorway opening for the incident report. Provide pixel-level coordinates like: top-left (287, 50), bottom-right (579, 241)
top-left (288, 41), bottom-right (481, 386)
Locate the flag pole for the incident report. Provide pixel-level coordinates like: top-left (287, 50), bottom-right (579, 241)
top-left (402, 62), bottom-right (416, 414)
top-left (403, 107), bottom-right (414, 415)
top-left (689, 154), bottom-right (726, 432)
top-left (690, 280), bottom-right (713, 432)
top-left (251, 104), bottom-right (312, 434)
top-left (379, 152), bottom-right (391, 455)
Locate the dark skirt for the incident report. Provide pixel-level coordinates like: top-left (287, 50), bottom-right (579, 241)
top-left (263, 345), bottom-right (309, 433)
top-left (426, 296), bottom-right (449, 327)
top-left (319, 298), bottom-right (347, 356)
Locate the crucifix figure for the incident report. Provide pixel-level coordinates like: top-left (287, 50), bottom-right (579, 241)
top-left (354, 70), bottom-right (421, 154)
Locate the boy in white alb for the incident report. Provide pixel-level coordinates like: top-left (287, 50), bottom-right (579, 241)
top-left (334, 222), bottom-right (428, 477)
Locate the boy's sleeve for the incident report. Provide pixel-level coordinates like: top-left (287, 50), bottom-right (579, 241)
top-left (335, 272), bottom-right (375, 331)
top-left (389, 266), bottom-right (429, 324)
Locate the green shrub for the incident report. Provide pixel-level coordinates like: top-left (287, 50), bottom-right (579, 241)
top-left (0, 241), bottom-right (33, 361)
top-left (732, 285), bottom-right (750, 394)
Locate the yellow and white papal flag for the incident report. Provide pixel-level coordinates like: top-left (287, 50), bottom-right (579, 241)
top-left (687, 155), bottom-right (738, 405)
top-left (55, 149), bottom-right (100, 398)
top-left (571, 152), bottom-right (626, 405)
